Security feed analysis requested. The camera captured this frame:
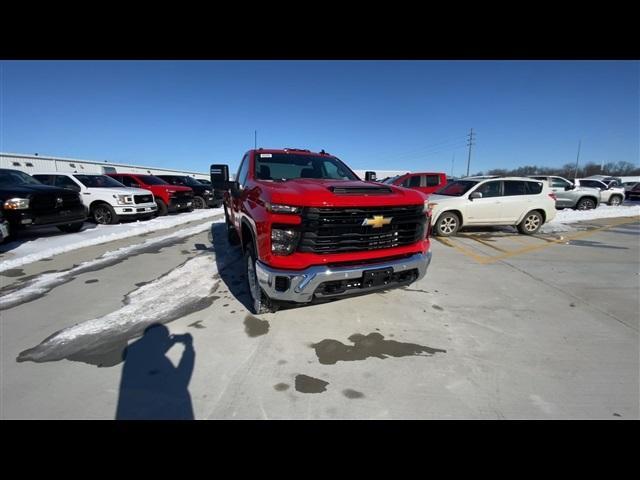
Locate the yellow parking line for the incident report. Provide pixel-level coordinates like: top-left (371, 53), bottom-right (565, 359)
top-left (434, 237), bottom-right (493, 264)
top-left (462, 236), bottom-right (508, 253)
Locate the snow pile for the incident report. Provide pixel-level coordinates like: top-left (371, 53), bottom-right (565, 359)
top-left (16, 254), bottom-right (220, 364)
top-left (0, 208), bottom-right (223, 272)
top-left (540, 205), bottom-right (640, 233)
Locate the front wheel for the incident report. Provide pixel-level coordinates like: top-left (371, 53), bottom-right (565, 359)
top-left (193, 196), bottom-right (206, 209)
top-left (244, 242), bottom-right (274, 314)
top-left (608, 195), bottom-right (623, 206)
top-left (434, 212), bottom-right (460, 237)
top-left (92, 204), bottom-right (119, 225)
top-left (517, 211), bottom-right (543, 235)
top-left (155, 199), bottom-right (168, 216)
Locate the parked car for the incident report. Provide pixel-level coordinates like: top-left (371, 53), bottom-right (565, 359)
top-left (382, 172), bottom-right (447, 196)
top-left (32, 173), bottom-right (157, 225)
top-left (625, 183), bottom-right (640, 200)
top-left (528, 175), bottom-right (601, 210)
top-left (107, 173), bottom-right (193, 216)
top-left (0, 168), bottom-right (87, 235)
top-left (573, 179), bottom-right (625, 206)
top-left (0, 208), bottom-right (10, 243)
top-left (156, 175), bottom-right (221, 209)
top-left (622, 182), bottom-right (639, 198)
top-left (211, 148), bottom-right (431, 314)
top-left (427, 177), bottom-right (556, 236)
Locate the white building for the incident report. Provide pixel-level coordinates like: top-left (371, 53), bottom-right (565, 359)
top-left (0, 152), bottom-right (210, 181)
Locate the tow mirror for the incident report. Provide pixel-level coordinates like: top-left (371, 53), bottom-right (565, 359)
top-left (210, 164), bottom-right (230, 190)
top-left (469, 191), bottom-right (483, 200)
top-left (365, 171), bottom-right (377, 182)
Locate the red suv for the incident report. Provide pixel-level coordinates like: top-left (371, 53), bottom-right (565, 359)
top-left (211, 148), bottom-right (432, 314)
top-left (383, 172), bottom-right (447, 196)
top-left (107, 173), bottom-right (194, 215)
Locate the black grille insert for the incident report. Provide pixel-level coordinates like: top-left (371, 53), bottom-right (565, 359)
top-left (299, 205), bottom-right (425, 254)
top-left (134, 194), bottom-right (153, 204)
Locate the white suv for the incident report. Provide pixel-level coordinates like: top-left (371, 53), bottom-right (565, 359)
top-left (33, 173), bottom-right (157, 225)
top-left (573, 179), bottom-right (625, 206)
top-left (428, 177), bottom-right (556, 236)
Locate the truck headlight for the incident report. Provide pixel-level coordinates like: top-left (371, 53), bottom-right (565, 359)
top-left (266, 203), bottom-right (301, 214)
top-left (3, 198), bottom-right (30, 210)
top-left (271, 227), bottom-right (300, 255)
top-left (114, 194), bottom-right (134, 205)
top-left (203, 190), bottom-right (211, 195)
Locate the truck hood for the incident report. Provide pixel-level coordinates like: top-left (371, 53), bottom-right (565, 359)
top-left (91, 187), bottom-right (153, 196)
top-left (258, 179), bottom-right (426, 207)
top-left (0, 184), bottom-right (77, 198)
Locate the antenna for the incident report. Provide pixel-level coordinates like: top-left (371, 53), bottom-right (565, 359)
top-left (254, 130), bottom-right (257, 149)
top-left (573, 139), bottom-right (582, 179)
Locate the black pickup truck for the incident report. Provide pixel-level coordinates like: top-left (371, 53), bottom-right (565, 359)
top-left (0, 168), bottom-right (88, 236)
top-left (156, 174), bottom-right (222, 209)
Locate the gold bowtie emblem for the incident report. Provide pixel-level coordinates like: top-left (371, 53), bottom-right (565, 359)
top-left (362, 215), bottom-right (392, 228)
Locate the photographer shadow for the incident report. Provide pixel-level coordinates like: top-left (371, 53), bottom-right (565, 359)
top-left (115, 324), bottom-right (195, 420)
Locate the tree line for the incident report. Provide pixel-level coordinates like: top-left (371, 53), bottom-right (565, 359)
top-left (471, 161), bottom-right (640, 179)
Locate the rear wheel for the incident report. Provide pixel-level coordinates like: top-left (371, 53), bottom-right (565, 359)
top-left (435, 212), bottom-right (460, 237)
top-left (193, 196), bottom-right (206, 209)
top-left (155, 199), bottom-right (168, 216)
top-left (517, 211), bottom-right (543, 235)
top-left (244, 241), bottom-right (274, 314)
top-left (57, 221), bottom-right (84, 233)
top-left (608, 195), bottom-right (623, 206)
top-left (576, 198), bottom-right (596, 210)
top-left (92, 203), bottom-right (119, 225)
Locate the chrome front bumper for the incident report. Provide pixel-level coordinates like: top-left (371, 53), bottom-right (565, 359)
top-left (255, 251), bottom-right (432, 303)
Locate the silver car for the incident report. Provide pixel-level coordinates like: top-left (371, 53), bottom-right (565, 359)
top-left (528, 176), bottom-right (601, 210)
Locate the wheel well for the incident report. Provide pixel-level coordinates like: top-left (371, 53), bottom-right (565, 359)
top-left (578, 196), bottom-right (598, 205)
top-left (240, 220), bottom-right (256, 253)
top-left (89, 200), bottom-right (111, 211)
top-left (436, 210), bottom-right (463, 227)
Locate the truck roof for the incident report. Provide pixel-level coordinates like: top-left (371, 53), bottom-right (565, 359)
top-left (250, 148), bottom-right (332, 157)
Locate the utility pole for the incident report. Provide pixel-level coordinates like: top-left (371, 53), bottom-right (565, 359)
top-left (573, 139), bottom-right (581, 179)
top-left (466, 128), bottom-right (475, 177)
top-left (254, 130), bottom-right (257, 149)
top-left (451, 153), bottom-right (455, 177)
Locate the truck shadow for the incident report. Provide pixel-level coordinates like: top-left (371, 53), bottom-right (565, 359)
top-left (210, 223), bottom-right (254, 312)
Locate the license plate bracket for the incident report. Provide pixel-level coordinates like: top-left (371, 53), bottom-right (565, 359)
top-left (362, 267), bottom-right (394, 288)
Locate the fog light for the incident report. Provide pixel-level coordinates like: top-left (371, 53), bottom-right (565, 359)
top-left (275, 276), bottom-right (290, 292)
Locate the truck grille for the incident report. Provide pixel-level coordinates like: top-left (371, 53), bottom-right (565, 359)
top-left (134, 194), bottom-right (153, 204)
top-left (31, 192), bottom-right (83, 212)
top-left (298, 205), bottom-right (426, 254)
top-left (173, 191), bottom-right (194, 200)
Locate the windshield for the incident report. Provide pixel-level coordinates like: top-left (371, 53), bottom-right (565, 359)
top-left (383, 175), bottom-right (400, 184)
top-left (74, 175), bottom-right (126, 188)
top-left (254, 154), bottom-right (358, 181)
top-left (434, 180), bottom-right (479, 196)
top-left (0, 169), bottom-right (43, 187)
top-left (179, 176), bottom-right (205, 187)
top-left (137, 175), bottom-right (168, 186)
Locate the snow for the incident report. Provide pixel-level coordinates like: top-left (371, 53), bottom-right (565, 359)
top-left (0, 208), bottom-right (223, 272)
top-left (540, 204), bottom-right (640, 233)
top-left (16, 254), bottom-right (221, 364)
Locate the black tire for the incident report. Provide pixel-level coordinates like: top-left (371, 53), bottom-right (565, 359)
top-left (608, 195), bottom-right (623, 206)
top-left (225, 208), bottom-right (240, 245)
top-left (57, 221), bottom-right (84, 233)
top-left (434, 212), bottom-right (461, 237)
top-left (155, 199), bottom-right (168, 216)
top-left (92, 203), bottom-right (119, 225)
top-left (517, 211), bottom-right (543, 235)
top-left (575, 198), bottom-right (596, 210)
top-left (193, 196), bottom-right (206, 209)
top-left (244, 241), bottom-right (274, 314)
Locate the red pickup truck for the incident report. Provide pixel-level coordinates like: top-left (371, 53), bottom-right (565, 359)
top-left (211, 148), bottom-right (432, 314)
top-left (382, 172), bottom-right (447, 195)
top-left (107, 173), bottom-right (194, 215)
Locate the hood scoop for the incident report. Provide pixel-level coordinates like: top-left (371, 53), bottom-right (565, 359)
top-left (329, 185), bottom-right (392, 195)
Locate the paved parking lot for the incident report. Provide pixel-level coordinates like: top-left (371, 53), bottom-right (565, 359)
top-left (1, 215), bottom-right (638, 419)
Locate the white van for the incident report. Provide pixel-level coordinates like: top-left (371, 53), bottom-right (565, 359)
top-left (33, 173), bottom-right (157, 224)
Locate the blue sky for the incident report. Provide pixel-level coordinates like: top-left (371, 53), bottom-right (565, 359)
top-left (1, 60), bottom-right (638, 176)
